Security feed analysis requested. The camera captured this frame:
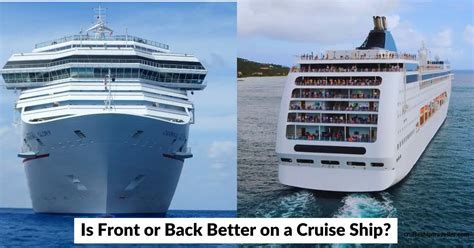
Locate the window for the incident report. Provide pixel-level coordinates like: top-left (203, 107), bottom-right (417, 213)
top-left (347, 161), bottom-right (365, 166)
top-left (371, 162), bottom-right (384, 167)
top-left (321, 160), bottom-right (340, 165)
top-left (297, 159), bottom-right (313, 164)
top-left (295, 145), bottom-right (366, 155)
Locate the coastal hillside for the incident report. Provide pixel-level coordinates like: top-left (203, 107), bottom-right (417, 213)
top-left (237, 58), bottom-right (289, 78)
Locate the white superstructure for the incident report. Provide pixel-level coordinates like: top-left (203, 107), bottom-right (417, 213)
top-left (276, 16), bottom-right (452, 192)
top-left (0, 8), bottom-right (207, 214)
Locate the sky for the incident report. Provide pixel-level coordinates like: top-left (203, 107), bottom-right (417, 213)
top-left (238, 0), bottom-right (474, 69)
top-left (0, 2), bottom-right (236, 211)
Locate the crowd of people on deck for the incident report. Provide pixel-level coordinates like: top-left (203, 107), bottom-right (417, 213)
top-left (290, 102), bottom-right (378, 112)
top-left (291, 89), bottom-right (379, 99)
top-left (347, 115), bottom-right (377, 124)
top-left (295, 64), bottom-right (402, 73)
top-left (287, 114), bottom-right (321, 123)
top-left (295, 77), bottom-right (381, 86)
top-left (299, 52), bottom-right (416, 61)
top-left (288, 113), bottom-right (377, 125)
top-left (289, 132), bottom-right (374, 142)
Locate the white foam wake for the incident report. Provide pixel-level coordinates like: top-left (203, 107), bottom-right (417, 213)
top-left (333, 192), bottom-right (397, 218)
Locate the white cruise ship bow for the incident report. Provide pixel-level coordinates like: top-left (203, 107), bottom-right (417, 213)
top-left (0, 8), bottom-right (207, 214)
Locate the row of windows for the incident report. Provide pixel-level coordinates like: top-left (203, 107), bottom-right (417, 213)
top-left (421, 71), bottom-right (451, 81)
top-left (2, 67), bottom-right (206, 84)
top-left (280, 158), bottom-right (384, 167)
top-left (406, 71), bottom-right (451, 84)
top-left (406, 74), bottom-right (419, 83)
top-left (397, 129), bottom-right (415, 150)
top-left (3, 55), bottom-right (205, 70)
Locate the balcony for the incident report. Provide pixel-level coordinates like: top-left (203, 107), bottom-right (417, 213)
top-left (291, 89), bottom-right (380, 100)
top-left (289, 101), bottom-right (379, 112)
top-left (287, 113), bottom-right (377, 125)
top-left (295, 76), bottom-right (381, 86)
top-left (286, 125), bottom-right (377, 143)
top-left (293, 63), bottom-right (402, 73)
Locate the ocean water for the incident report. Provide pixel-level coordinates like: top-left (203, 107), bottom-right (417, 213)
top-left (0, 208), bottom-right (235, 247)
top-left (237, 71), bottom-right (474, 246)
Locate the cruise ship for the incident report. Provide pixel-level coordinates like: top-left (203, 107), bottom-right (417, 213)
top-left (276, 16), bottom-right (451, 192)
top-left (0, 9), bottom-right (207, 214)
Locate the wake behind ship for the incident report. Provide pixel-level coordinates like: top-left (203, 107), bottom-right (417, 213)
top-left (0, 9), bottom-right (207, 214)
top-left (276, 16), bottom-right (452, 192)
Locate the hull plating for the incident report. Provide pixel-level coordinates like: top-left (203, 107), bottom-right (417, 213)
top-left (21, 113), bottom-right (189, 214)
top-left (277, 74), bottom-right (451, 192)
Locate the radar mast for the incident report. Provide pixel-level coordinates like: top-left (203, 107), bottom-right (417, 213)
top-left (86, 6), bottom-right (113, 38)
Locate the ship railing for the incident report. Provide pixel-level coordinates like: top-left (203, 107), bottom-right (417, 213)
top-left (286, 134), bottom-right (376, 143)
top-left (287, 118), bottom-right (377, 125)
top-left (298, 52), bottom-right (417, 61)
top-left (289, 105), bottom-right (378, 112)
top-left (291, 92), bottom-right (379, 99)
top-left (35, 35), bottom-right (169, 50)
top-left (291, 95), bottom-right (379, 99)
top-left (295, 77), bottom-right (381, 86)
top-left (292, 66), bottom-right (402, 73)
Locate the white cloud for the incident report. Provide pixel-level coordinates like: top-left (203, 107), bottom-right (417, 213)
top-left (207, 140), bottom-right (236, 169)
top-left (433, 29), bottom-right (452, 47)
top-left (208, 140), bottom-right (236, 159)
top-left (0, 125), bottom-right (11, 137)
top-left (392, 25), bottom-right (424, 52)
top-left (238, 0), bottom-right (399, 43)
top-left (385, 14), bottom-right (400, 29)
top-left (463, 24), bottom-right (474, 44)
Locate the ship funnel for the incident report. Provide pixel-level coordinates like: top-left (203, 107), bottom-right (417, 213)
top-left (373, 16), bottom-right (384, 31)
top-left (358, 16), bottom-right (397, 52)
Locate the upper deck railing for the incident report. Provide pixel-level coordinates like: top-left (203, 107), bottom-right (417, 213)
top-left (35, 35), bottom-right (169, 50)
top-left (298, 51), bottom-right (417, 61)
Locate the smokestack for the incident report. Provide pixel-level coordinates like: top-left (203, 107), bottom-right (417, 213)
top-left (376, 16), bottom-right (383, 30)
top-left (373, 16), bottom-right (377, 28)
top-left (382, 16), bottom-right (387, 30)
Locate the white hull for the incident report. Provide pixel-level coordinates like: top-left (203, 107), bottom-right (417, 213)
top-left (278, 88), bottom-right (450, 192)
top-left (22, 113), bottom-right (188, 214)
top-left (276, 68), bottom-right (452, 192)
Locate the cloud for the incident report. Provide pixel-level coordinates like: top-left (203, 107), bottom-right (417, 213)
top-left (389, 20), bottom-right (426, 52)
top-left (433, 29), bottom-right (452, 47)
top-left (463, 24), bottom-right (474, 44)
top-left (238, 0), bottom-right (399, 43)
top-left (208, 140), bottom-right (236, 169)
top-left (0, 125), bottom-right (11, 137)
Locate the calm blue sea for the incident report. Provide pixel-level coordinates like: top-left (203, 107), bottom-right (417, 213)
top-left (238, 70), bottom-right (474, 246)
top-left (0, 208), bottom-right (235, 247)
